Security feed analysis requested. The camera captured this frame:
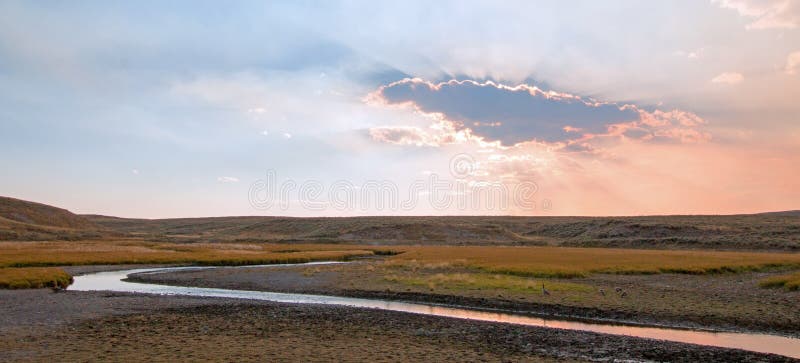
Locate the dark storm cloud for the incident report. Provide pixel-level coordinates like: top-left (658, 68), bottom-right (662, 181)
top-left (376, 79), bottom-right (640, 145)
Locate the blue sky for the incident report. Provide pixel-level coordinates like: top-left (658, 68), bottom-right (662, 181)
top-left (1, 1), bottom-right (799, 217)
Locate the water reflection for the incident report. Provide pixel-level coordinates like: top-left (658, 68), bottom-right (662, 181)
top-left (70, 264), bottom-right (800, 359)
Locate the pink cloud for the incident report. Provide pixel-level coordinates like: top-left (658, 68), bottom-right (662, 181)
top-left (476, 139), bottom-right (800, 215)
top-left (786, 51), bottom-right (800, 75)
top-left (711, 72), bottom-right (744, 84)
top-left (361, 78), bottom-right (800, 215)
top-left (714, 0), bottom-right (800, 29)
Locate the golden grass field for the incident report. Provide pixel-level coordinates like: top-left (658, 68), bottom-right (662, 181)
top-left (0, 267), bottom-right (72, 289)
top-left (387, 245), bottom-right (800, 278)
top-left (2, 241), bottom-right (800, 289)
top-left (0, 241), bottom-right (388, 288)
top-left (0, 241), bottom-right (385, 268)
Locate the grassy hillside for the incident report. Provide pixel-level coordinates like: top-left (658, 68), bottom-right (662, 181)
top-left (84, 214), bottom-right (800, 251)
top-left (2, 195), bottom-right (797, 250)
top-left (0, 196), bottom-right (109, 241)
top-left (0, 196), bottom-right (96, 229)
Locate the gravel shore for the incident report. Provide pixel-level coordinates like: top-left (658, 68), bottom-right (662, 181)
top-left (1, 289), bottom-right (796, 362)
top-left (1, 264), bottom-right (797, 362)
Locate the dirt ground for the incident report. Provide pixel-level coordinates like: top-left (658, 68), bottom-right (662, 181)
top-left (131, 261), bottom-right (800, 337)
top-left (1, 288), bottom-right (795, 362)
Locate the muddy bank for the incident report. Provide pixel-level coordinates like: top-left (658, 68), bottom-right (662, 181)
top-left (1, 288), bottom-right (796, 362)
top-left (62, 264), bottom-right (181, 276)
top-left (128, 263), bottom-right (800, 337)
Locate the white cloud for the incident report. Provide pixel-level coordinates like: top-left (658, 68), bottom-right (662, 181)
top-left (786, 51), bottom-right (800, 74)
top-left (168, 72), bottom-right (370, 134)
top-left (217, 176), bottom-right (239, 183)
top-left (261, 130), bottom-right (269, 136)
top-left (673, 49), bottom-right (703, 59)
top-left (369, 120), bottom-right (475, 147)
top-left (283, 132), bottom-right (292, 139)
top-left (131, 169), bottom-right (139, 175)
top-left (713, 0), bottom-right (800, 29)
top-left (711, 72), bottom-right (744, 84)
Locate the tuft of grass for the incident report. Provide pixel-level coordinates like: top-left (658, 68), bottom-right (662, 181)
top-left (759, 271), bottom-right (800, 291)
top-left (372, 249), bottom-right (403, 256)
top-left (0, 267), bottom-right (73, 289)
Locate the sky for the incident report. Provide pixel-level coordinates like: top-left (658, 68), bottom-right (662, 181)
top-left (1, 0), bottom-right (799, 217)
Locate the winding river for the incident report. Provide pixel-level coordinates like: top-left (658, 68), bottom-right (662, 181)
top-left (70, 262), bottom-right (800, 359)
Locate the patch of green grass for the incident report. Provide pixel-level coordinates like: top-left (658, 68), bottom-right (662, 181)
top-left (759, 271), bottom-right (800, 291)
top-left (0, 267), bottom-right (73, 289)
top-left (477, 266), bottom-right (589, 279)
top-left (385, 272), bottom-right (592, 294)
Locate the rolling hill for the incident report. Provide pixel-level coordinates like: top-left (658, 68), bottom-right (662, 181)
top-left (1, 195), bottom-right (798, 250)
top-left (83, 213), bottom-right (800, 251)
top-left (0, 196), bottom-right (108, 241)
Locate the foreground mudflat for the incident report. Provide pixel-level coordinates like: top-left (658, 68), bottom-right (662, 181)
top-left (0, 288), bottom-right (796, 362)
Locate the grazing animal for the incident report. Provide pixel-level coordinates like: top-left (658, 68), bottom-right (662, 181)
top-left (542, 283), bottom-right (550, 296)
top-left (614, 287), bottom-right (622, 293)
top-left (620, 291), bottom-right (627, 298)
top-left (599, 288), bottom-right (606, 296)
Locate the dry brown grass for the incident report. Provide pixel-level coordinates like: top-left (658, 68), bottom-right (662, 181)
top-left (0, 196), bottom-right (96, 229)
top-left (4, 241), bottom-right (800, 291)
top-left (84, 213), bottom-right (800, 250)
top-left (0, 240), bottom-right (393, 289)
top-left (0, 241), bottom-right (384, 268)
top-left (386, 246), bottom-right (800, 278)
top-left (759, 271), bottom-right (800, 291)
top-left (384, 272), bottom-right (593, 293)
top-left (0, 267), bottom-right (72, 289)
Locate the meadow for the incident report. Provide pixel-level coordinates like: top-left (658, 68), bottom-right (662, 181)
top-left (0, 241), bottom-right (386, 268)
top-left (4, 241), bottom-right (800, 290)
top-left (0, 241), bottom-right (388, 288)
top-left (0, 267), bottom-right (72, 289)
top-left (82, 213), bottom-right (800, 250)
top-left (384, 271), bottom-right (594, 293)
top-left (386, 245), bottom-right (800, 278)
top-left (127, 247), bottom-right (800, 335)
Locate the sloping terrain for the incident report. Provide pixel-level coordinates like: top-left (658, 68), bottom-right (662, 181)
top-left (0, 196), bottom-right (108, 241)
top-left (2, 195), bottom-right (797, 250)
top-left (84, 214), bottom-right (800, 250)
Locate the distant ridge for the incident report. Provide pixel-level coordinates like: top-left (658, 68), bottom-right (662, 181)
top-left (757, 210), bottom-right (800, 217)
top-left (83, 212), bottom-right (800, 251)
top-left (1, 196), bottom-right (798, 250)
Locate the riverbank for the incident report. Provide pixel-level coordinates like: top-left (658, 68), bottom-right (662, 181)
top-left (1, 287), bottom-right (795, 362)
top-left (129, 261), bottom-right (800, 338)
